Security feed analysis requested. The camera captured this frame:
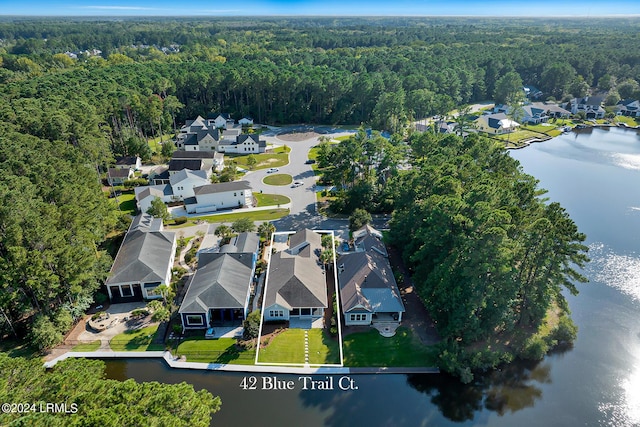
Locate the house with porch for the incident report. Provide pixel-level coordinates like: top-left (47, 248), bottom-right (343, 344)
top-left (179, 232), bottom-right (259, 331)
top-left (615, 99), bottom-right (640, 117)
top-left (262, 229), bottom-right (328, 322)
top-left (567, 96), bottom-right (606, 119)
top-left (337, 225), bottom-right (404, 336)
top-left (475, 113), bottom-right (520, 134)
top-left (168, 158), bottom-right (212, 178)
top-left (105, 214), bottom-right (176, 303)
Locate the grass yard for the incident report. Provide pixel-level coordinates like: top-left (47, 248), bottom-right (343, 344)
top-left (147, 134), bottom-right (174, 154)
top-left (175, 337), bottom-right (256, 364)
top-left (71, 340), bottom-right (101, 352)
top-left (258, 329), bottom-right (340, 365)
top-left (166, 209), bottom-right (290, 229)
top-left (343, 327), bottom-right (438, 367)
top-left (0, 340), bottom-right (39, 359)
top-left (614, 116), bottom-right (640, 127)
top-left (254, 193), bottom-right (290, 206)
top-left (116, 192), bottom-right (137, 216)
top-left (109, 325), bottom-right (165, 352)
top-left (258, 329), bottom-right (306, 363)
top-left (263, 173), bottom-right (293, 186)
top-left (308, 329), bottom-right (341, 364)
top-left (230, 146), bottom-right (290, 170)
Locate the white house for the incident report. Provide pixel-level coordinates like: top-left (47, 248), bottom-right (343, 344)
top-left (262, 229), bottom-right (329, 322)
top-left (169, 169), bottom-right (209, 201)
top-left (218, 134), bottom-right (266, 154)
top-left (105, 214), bottom-right (176, 302)
top-left (206, 113), bottom-right (234, 129)
top-left (134, 184), bottom-right (172, 214)
top-left (239, 117), bottom-right (254, 126)
top-left (114, 156), bottom-right (142, 171)
top-left (185, 181), bottom-right (253, 214)
top-left (107, 167), bottom-right (134, 185)
top-left (168, 158), bottom-right (212, 178)
top-left (171, 150), bottom-right (225, 172)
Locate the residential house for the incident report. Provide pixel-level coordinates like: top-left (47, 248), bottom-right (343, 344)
top-left (169, 169), bottom-right (209, 201)
top-left (567, 96), bottom-right (606, 119)
top-left (105, 214), bottom-right (176, 302)
top-left (337, 225), bottom-right (405, 334)
top-left (185, 180), bottom-right (253, 214)
top-left (263, 229), bottom-right (328, 322)
top-left (531, 102), bottom-right (571, 119)
top-left (239, 117), bottom-right (254, 126)
top-left (206, 112), bottom-right (234, 129)
top-left (475, 113), bottom-right (520, 134)
top-left (179, 232), bottom-right (260, 331)
top-left (523, 85), bottom-right (543, 99)
top-left (107, 167), bottom-right (134, 186)
top-left (149, 165), bottom-right (170, 185)
top-left (521, 105), bottom-right (549, 124)
top-left (134, 184), bottom-right (172, 214)
top-left (171, 150), bottom-right (225, 172)
top-left (615, 99), bottom-right (640, 117)
top-left (218, 134), bottom-right (266, 154)
top-left (168, 158), bottom-right (212, 178)
top-left (114, 156), bottom-right (141, 171)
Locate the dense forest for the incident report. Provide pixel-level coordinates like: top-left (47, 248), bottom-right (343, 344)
top-left (0, 354), bottom-right (220, 425)
top-left (0, 17), bottom-right (620, 364)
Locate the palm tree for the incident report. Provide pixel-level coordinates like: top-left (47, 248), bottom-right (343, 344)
top-left (257, 222), bottom-right (276, 243)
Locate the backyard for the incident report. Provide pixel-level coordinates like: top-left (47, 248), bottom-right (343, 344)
top-left (257, 328), bottom-right (341, 365)
top-left (230, 145), bottom-right (291, 170)
top-left (174, 337), bottom-right (256, 364)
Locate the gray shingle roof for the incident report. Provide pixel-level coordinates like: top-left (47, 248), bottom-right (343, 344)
top-left (168, 159), bottom-right (205, 172)
top-left (169, 169), bottom-right (208, 186)
top-left (338, 251), bottom-right (404, 314)
top-left (193, 180), bottom-right (251, 195)
top-left (106, 219), bottom-right (175, 286)
top-left (179, 252), bottom-right (254, 314)
top-left (265, 252), bottom-right (327, 310)
top-left (172, 151), bottom-right (219, 160)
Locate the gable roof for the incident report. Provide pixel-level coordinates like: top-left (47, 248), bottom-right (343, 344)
top-left (134, 184), bottom-right (172, 202)
top-left (193, 180), bottom-right (252, 196)
top-left (106, 216), bottom-right (175, 286)
top-left (115, 156), bottom-right (140, 167)
top-left (265, 252), bottom-right (327, 310)
top-left (338, 251), bottom-right (405, 314)
top-left (108, 167), bottom-right (132, 178)
top-left (168, 158), bottom-right (205, 172)
top-left (179, 252), bottom-right (254, 314)
top-left (288, 228), bottom-right (322, 255)
top-left (169, 169), bottom-right (208, 186)
top-left (172, 151), bottom-right (219, 160)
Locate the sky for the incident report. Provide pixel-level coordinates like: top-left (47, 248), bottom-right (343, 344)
top-left (0, 0), bottom-right (639, 17)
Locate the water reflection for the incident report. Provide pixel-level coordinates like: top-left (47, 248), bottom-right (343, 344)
top-left (407, 360), bottom-right (551, 422)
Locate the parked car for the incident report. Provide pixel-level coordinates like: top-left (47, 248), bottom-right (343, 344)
top-left (342, 242), bottom-right (350, 252)
top-left (266, 168), bottom-right (279, 173)
top-left (292, 181), bottom-right (304, 187)
top-left (305, 159), bottom-right (316, 164)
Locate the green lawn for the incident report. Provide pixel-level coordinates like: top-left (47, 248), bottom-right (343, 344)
top-left (229, 146), bottom-right (290, 170)
top-left (343, 327), bottom-right (438, 367)
top-left (258, 329), bottom-right (340, 364)
top-left (0, 340), bottom-right (40, 359)
top-left (116, 192), bottom-right (137, 215)
top-left (175, 337), bottom-right (256, 365)
top-left (71, 340), bottom-right (101, 352)
top-left (263, 173), bottom-right (293, 186)
top-left (254, 193), bottom-right (290, 206)
top-left (109, 325), bottom-right (165, 351)
top-left (147, 134), bottom-right (174, 154)
top-left (308, 329), bottom-right (341, 364)
top-left (614, 116), bottom-right (640, 127)
top-left (258, 329), bottom-right (306, 364)
top-left (166, 209), bottom-right (290, 229)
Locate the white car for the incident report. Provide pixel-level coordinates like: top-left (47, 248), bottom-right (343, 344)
top-left (292, 181), bottom-right (304, 187)
top-left (266, 168), bottom-right (279, 173)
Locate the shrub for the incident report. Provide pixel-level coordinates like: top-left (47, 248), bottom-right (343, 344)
top-left (131, 308), bottom-right (149, 318)
top-left (519, 335), bottom-right (549, 361)
top-left (123, 178), bottom-right (149, 188)
top-left (94, 292), bottom-right (108, 305)
top-left (53, 309), bottom-right (73, 332)
top-left (173, 216), bottom-right (188, 225)
top-left (550, 315), bottom-right (578, 344)
top-left (172, 324), bottom-right (183, 335)
top-left (91, 311), bottom-right (106, 321)
top-left (243, 310), bottom-right (261, 340)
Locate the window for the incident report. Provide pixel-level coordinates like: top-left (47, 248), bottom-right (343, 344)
top-left (121, 286), bottom-right (133, 297)
top-left (301, 308), bottom-right (311, 316)
top-left (186, 315), bottom-right (204, 326)
top-left (269, 310), bottom-right (284, 318)
top-left (234, 192), bottom-right (237, 197)
top-left (350, 314), bottom-right (367, 322)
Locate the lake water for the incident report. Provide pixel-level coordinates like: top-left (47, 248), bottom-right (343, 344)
top-left (104, 127), bottom-right (640, 427)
